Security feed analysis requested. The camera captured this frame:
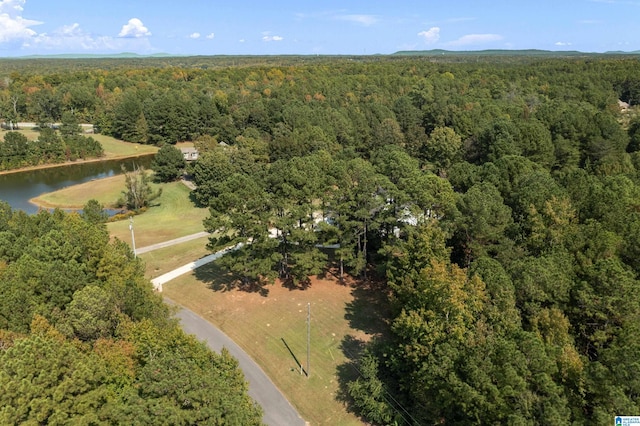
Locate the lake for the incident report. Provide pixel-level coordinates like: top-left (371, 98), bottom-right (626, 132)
top-left (0, 155), bottom-right (154, 214)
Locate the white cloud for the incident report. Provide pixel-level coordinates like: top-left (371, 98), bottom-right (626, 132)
top-left (336, 14), bottom-right (378, 26)
top-left (31, 23), bottom-right (152, 53)
top-left (0, 14), bottom-right (39, 43)
top-left (447, 33), bottom-right (502, 47)
top-left (189, 32), bottom-right (201, 39)
top-left (0, 0), bottom-right (25, 14)
top-left (0, 0), bottom-right (41, 44)
top-left (118, 18), bottom-right (151, 38)
top-left (206, 32), bottom-right (215, 39)
top-left (418, 27), bottom-right (440, 44)
top-left (555, 41), bottom-right (573, 46)
top-left (57, 23), bottom-right (81, 37)
top-left (0, 1), bottom-right (155, 54)
top-left (262, 32), bottom-right (283, 42)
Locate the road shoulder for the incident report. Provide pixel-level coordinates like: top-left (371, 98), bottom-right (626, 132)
top-left (166, 298), bottom-right (307, 426)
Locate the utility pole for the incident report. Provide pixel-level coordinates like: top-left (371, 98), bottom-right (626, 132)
top-left (306, 302), bottom-right (310, 378)
top-left (129, 216), bottom-right (137, 258)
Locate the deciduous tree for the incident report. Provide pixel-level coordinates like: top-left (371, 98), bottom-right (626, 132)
top-left (119, 164), bottom-right (161, 211)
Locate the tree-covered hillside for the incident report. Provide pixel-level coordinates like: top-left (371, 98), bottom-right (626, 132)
top-left (0, 204), bottom-right (263, 425)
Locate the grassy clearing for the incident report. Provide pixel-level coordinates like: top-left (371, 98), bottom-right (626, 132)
top-left (107, 182), bottom-right (209, 248)
top-left (163, 263), bottom-right (386, 426)
top-left (30, 171), bottom-right (163, 210)
top-left (139, 237), bottom-right (211, 279)
top-left (2, 129), bottom-right (158, 158)
top-left (29, 161), bottom-right (380, 424)
top-left (91, 134), bottom-right (158, 158)
top-left (1, 128), bottom-right (41, 141)
top-left (32, 174), bottom-right (209, 248)
top-left (31, 174), bottom-right (127, 209)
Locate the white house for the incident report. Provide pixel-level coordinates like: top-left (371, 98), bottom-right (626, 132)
top-left (180, 147), bottom-right (199, 161)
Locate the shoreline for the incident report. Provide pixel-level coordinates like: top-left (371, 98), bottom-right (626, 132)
top-left (28, 173), bottom-right (126, 210)
top-left (28, 198), bottom-right (121, 211)
top-left (0, 152), bottom-right (155, 177)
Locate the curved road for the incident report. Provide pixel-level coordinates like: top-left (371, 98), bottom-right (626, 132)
top-left (140, 235), bottom-right (306, 426)
top-left (170, 302), bottom-right (306, 426)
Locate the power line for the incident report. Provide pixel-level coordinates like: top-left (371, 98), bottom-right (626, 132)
top-left (338, 342), bottom-right (419, 426)
top-left (186, 262), bottom-right (418, 424)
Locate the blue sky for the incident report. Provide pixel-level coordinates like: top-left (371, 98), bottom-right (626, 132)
top-left (0, 0), bottom-right (638, 56)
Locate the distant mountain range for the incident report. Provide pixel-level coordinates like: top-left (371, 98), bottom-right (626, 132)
top-left (392, 49), bottom-right (640, 57)
top-left (4, 49), bottom-right (640, 60)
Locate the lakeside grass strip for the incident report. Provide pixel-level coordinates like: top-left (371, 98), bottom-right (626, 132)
top-left (0, 132), bottom-right (158, 176)
top-left (30, 174), bottom-right (127, 209)
top-left (32, 174), bottom-right (209, 248)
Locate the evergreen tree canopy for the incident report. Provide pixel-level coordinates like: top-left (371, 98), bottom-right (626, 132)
top-left (151, 143), bottom-right (186, 182)
top-left (0, 204), bottom-right (263, 425)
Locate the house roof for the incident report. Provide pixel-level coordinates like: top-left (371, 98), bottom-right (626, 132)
top-left (180, 147), bottom-right (198, 153)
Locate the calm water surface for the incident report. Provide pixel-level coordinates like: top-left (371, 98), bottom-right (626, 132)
top-left (0, 155), bottom-right (154, 214)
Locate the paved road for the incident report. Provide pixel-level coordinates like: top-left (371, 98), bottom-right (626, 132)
top-left (169, 302), bottom-right (307, 426)
top-left (150, 243), bottom-right (243, 291)
top-left (146, 237), bottom-right (306, 425)
top-left (135, 231), bottom-right (210, 255)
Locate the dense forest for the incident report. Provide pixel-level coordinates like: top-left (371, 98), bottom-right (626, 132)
top-left (0, 205), bottom-right (262, 424)
top-left (3, 54), bottom-right (640, 423)
top-left (0, 126), bottom-right (104, 171)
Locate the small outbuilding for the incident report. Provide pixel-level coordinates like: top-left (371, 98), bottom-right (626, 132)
top-left (180, 147), bottom-right (199, 161)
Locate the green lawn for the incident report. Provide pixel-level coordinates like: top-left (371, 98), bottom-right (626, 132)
top-left (32, 173), bottom-right (209, 249)
top-left (107, 182), bottom-right (210, 248)
top-left (2, 128), bottom-right (41, 141)
top-left (3, 129), bottom-right (158, 158)
top-left (163, 267), bottom-right (372, 426)
top-left (31, 174), bottom-right (127, 209)
top-left (140, 237), bottom-right (211, 279)
top-left (91, 133), bottom-right (159, 158)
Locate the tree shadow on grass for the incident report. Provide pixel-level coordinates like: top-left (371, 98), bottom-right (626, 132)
top-left (188, 190), bottom-right (204, 208)
top-left (336, 279), bottom-right (392, 419)
top-left (344, 280), bottom-right (391, 338)
top-left (280, 275), bottom-right (313, 291)
top-left (335, 334), bottom-right (368, 412)
top-left (193, 260), bottom-right (269, 297)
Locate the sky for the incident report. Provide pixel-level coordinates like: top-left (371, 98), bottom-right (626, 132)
top-left (0, 0), bottom-right (639, 57)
